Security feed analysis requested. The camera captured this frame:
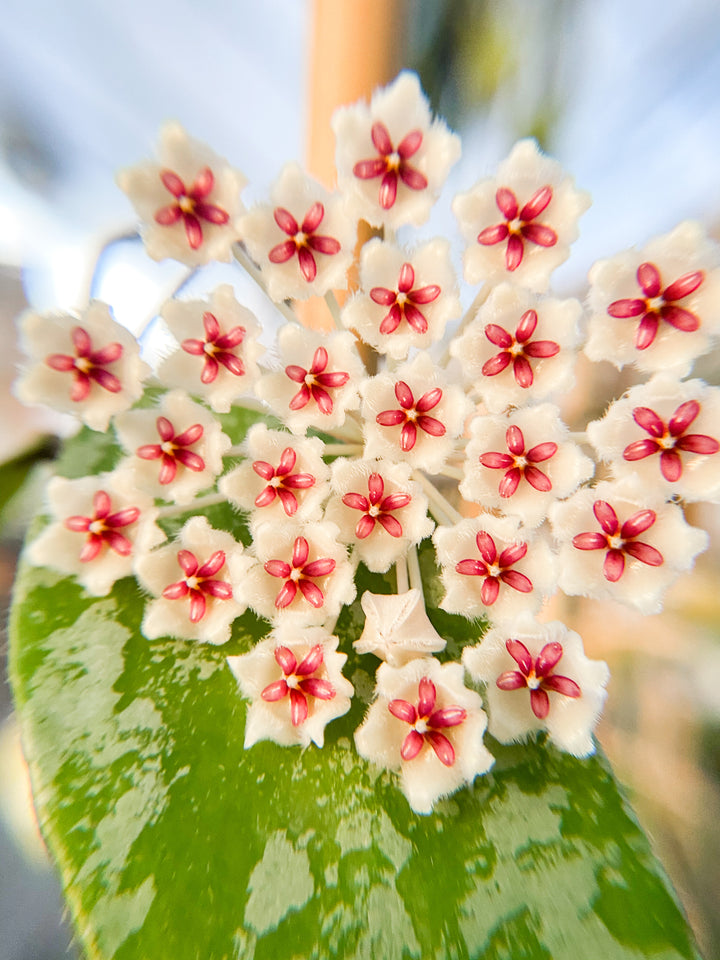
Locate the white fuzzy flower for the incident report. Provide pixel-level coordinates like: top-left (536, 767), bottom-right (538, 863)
top-left (461, 404), bottom-right (594, 527)
top-left (453, 138), bottom-right (590, 292)
top-left (587, 376), bottom-right (720, 502)
top-left (14, 301), bottom-right (149, 432)
top-left (156, 285), bottom-right (264, 413)
top-left (549, 477), bottom-right (709, 614)
top-left (324, 457), bottom-right (433, 572)
top-left (433, 515), bottom-right (558, 624)
top-left (255, 325), bottom-right (363, 436)
top-left (239, 163), bottom-right (355, 302)
top-left (360, 352), bottom-right (471, 473)
top-left (341, 237), bottom-right (461, 359)
top-left (333, 71), bottom-right (461, 231)
top-left (354, 589), bottom-right (446, 666)
top-left (116, 122), bottom-right (246, 266)
top-left (27, 474), bottom-right (164, 596)
top-left (226, 625), bottom-right (353, 749)
top-left (354, 658), bottom-right (494, 814)
top-left (585, 221), bottom-right (720, 375)
top-left (242, 520), bottom-right (355, 627)
top-left (463, 620), bottom-right (609, 757)
top-left (135, 516), bottom-right (253, 645)
top-left (219, 423), bottom-right (330, 530)
top-left (114, 390), bottom-right (231, 505)
top-left (449, 283), bottom-right (581, 413)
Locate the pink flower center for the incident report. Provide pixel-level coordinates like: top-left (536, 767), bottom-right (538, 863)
top-left (154, 167), bottom-right (230, 250)
top-left (477, 186), bottom-right (558, 272)
top-left (46, 326), bottom-right (124, 403)
top-left (479, 424), bottom-right (557, 497)
top-left (252, 446), bottom-right (316, 517)
top-left (181, 311), bottom-right (246, 384)
top-left (481, 310), bottom-right (560, 388)
top-left (622, 401), bottom-right (719, 481)
top-left (352, 121), bottom-right (428, 209)
top-left (268, 203), bottom-right (341, 283)
top-left (388, 676), bottom-right (466, 766)
top-left (260, 644), bottom-right (336, 726)
top-left (264, 536), bottom-right (336, 610)
top-left (342, 472), bottom-right (411, 539)
top-left (161, 548), bottom-right (232, 623)
top-left (496, 639), bottom-right (581, 719)
top-left (136, 416), bottom-right (206, 485)
top-left (369, 261), bottom-right (441, 335)
top-left (572, 500), bottom-right (664, 582)
top-left (285, 346), bottom-right (350, 415)
top-left (376, 380), bottom-right (446, 451)
top-left (64, 489), bottom-right (140, 563)
top-left (455, 531), bottom-right (533, 606)
top-left (607, 261), bottom-right (704, 350)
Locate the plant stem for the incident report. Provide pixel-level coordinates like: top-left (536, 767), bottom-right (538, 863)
top-left (156, 492), bottom-right (228, 519)
top-left (413, 470), bottom-right (463, 525)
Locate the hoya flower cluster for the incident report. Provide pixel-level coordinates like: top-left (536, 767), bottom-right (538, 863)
top-left (15, 72), bottom-right (720, 815)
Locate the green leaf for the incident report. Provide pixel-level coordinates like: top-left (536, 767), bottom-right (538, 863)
top-left (8, 411), bottom-right (701, 960)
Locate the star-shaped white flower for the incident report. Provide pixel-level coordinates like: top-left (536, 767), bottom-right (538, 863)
top-left (114, 390), bottom-right (231, 505)
top-left (453, 138), bottom-right (590, 292)
top-left (449, 283), bottom-right (582, 413)
top-left (333, 71), bottom-right (461, 231)
top-left (585, 222), bottom-right (720, 376)
top-left (116, 122), bottom-right (246, 266)
top-left (156, 285), bottom-right (264, 413)
top-left (353, 590), bottom-right (446, 666)
top-left (14, 301), bottom-right (149, 432)
top-left (341, 237), bottom-right (461, 359)
top-left (461, 403), bottom-right (594, 527)
top-left (239, 163), bottom-right (355, 302)
top-left (550, 477), bottom-right (709, 614)
top-left (27, 474), bottom-right (165, 596)
top-left (226, 625), bottom-right (353, 749)
top-left (463, 619), bottom-right (609, 757)
top-left (135, 516), bottom-right (253, 645)
top-left (354, 658), bottom-right (494, 814)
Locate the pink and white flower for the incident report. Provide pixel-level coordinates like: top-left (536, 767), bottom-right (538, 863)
top-left (114, 390), bottom-right (231, 505)
top-left (461, 403), bottom-right (594, 527)
top-left (136, 516), bottom-right (253, 645)
top-left (116, 122), bottom-right (246, 266)
top-left (341, 238), bottom-right (461, 359)
top-left (226, 625), bottom-right (353, 749)
top-left (550, 477), bottom-right (709, 614)
top-left (585, 221), bottom-right (720, 375)
top-left (333, 71), bottom-right (461, 231)
top-left (354, 589), bottom-right (446, 666)
top-left (453, 139), bottom-right (590, 292)
top-left (354, 658), bottom-right (494, 814)
top-left (324, 457), bottom-right (433, 572)
top-left (463, 620), bottom-right (609, 757)
top-left (14, 301), bottom-right (148, 432)
top-left (157, 285), bottom-right (263, 413)
top-left (449, 283), bottom-right (581, 413)
top-left (27, 474), bottom-right (164, 596)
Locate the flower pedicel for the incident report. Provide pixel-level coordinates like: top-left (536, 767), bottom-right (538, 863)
top-left (14, 71), bottom-right (719, 815)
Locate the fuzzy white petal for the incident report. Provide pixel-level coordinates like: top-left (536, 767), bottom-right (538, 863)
top-left (354, 590), bottom-right (446, 666)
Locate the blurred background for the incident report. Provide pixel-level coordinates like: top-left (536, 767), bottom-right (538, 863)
top-left (1, 0), bottom-right (720, 957)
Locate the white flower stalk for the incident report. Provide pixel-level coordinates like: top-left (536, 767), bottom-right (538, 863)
top-left (449, 283), bottom-right (582, 413)
top-left (136, 516), bottom-right (253, 645)
top-left (433, 515), bottom-right (558, 624)
top-left (117, 122), bottom-right (246, 266)
top-left (255, 325), bottom-right (363, 436)
top-left (341, 237), bottom-right (461, 359)
top-left (156, 285), bottom-right (264, 413)
top-left (354, 590), bottom-right (446, 666)
top-left (220, 424), bottom-right (330, 529)
top-left (227, 625), bottom-right (353, 749)
top-left (238, 162), bottom-right (355, 302)
top-left (324, 457), bottom-right (433, 573)
top-left (550, 477), bottom-right (709, 614)
top-left (242, 520), bottom-right (355, 627)
top-left (360, 352), bottom-right (472, 473)
top-left (27, 474), bottom-right (165, 596)
top-left (14, 301), bottom-right (148, 432)
top-left (114, 390), bottom-right (231, 505)
top-left (453, 138), bottom-right (590, 292)
top-left (463, 620), bottom-right (609, 758)
top-left (585, 221), bottom-right (720, 375)
top-left (333, 71), bottom-right (461, 231)
top-left (587, 376), bottom-right (720, 502)
top-left (354, 658), bottom-right (494, 814)
top-left (461, 404), bottom-right (594, 528)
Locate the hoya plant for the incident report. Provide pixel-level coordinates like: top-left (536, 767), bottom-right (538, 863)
top-left (9, 72), bottom-right (717, 958)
